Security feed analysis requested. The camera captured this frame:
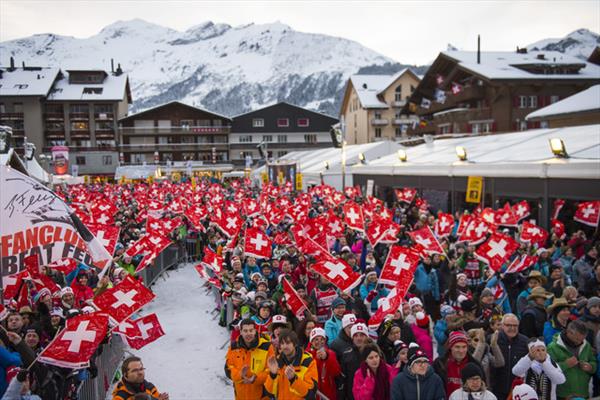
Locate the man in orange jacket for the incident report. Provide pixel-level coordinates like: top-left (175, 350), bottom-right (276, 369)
top-left (225, 318), bottom-right (274, 399)
top-left (265, 329), bottom-right (318, 399)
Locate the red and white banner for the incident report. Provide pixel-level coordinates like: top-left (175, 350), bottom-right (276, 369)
top-left (343, 202), bottom-right (365, 232)
top-left (495, 203), bottom-right (519, 227)
top-left (552, 199), bottom-right (565, 220)
top-left (244, 227), bottom-right (272, 259)
top-left (505, 254), bottom-right (538, 274)
top-left (475, 233), bottom-right (519, 272)
top-left (38, 313), bottom-right (109, 369)
top-left (201, 248), bottom-right (223, 274)
top-left (312, 256), bottom-right (362, 293)
top-left (551, 219), bottom-right (566, 238)
top-left (378, 246), bottom-right (420, 286)
top-left (47, 258), bottom-right (78, 275)
top-left (520, 221), bottom-right (549, 247)
top-left (2, 270), bottom-right (28, 303)
top-left (458, 217), bottom-right (492, 245)
top-left (434, 213), bottom-right (454, 238)
top-left (574, 201), bottom-right (600, 227)
top-left (24, 255), bottom-right (61, 295)
top-left (93, 275), bottom-right (156, 325)
top-left (408, 226), bottom-right (444, 255)
top-left (115, 313), bottom-right (165, 350)
top-left (512, 200), bottom-right (531, 221)
top-left (282, 278), bottom-right (309, 319)
top-left (368, 285), bottom-right (405, 330)
top-left (395, 188), bottom-right (417, 204)
top-left (87, 224), bottom-right (120, 256)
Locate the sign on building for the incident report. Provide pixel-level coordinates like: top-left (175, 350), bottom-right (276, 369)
top-left (466, 176), bottom-right (483, 203)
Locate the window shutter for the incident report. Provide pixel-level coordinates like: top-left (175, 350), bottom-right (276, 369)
top-left (538, 95), bottom-right (544, 107)
top-left (492, 122), bottom-right (497, 132)
top-left (466, 124), bottom-right (472, 133)
top-left (513, 96), bottom-right (520, 108)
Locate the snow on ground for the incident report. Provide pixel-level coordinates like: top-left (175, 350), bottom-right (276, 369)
top-left (130, 263), bottom-right (234, 399)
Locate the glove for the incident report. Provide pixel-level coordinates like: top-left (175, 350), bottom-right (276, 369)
top-left (366, 290), bottom-right (377, 303)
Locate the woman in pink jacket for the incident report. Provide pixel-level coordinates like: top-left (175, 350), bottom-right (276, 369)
top-left (352, 343), bottom-right (398, 400)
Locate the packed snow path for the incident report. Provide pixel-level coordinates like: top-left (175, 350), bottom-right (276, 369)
top-left (133, 263), bottom-right (233, 399)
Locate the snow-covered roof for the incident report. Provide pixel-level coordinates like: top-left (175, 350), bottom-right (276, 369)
top-left (349, 75), bottom-right (393, 109)
top-left (47, 71), bottom-right (129, 101)
top-left (121, 100), bottom-right (231, 122)
top-left (352, 125), bottom-right (600, 179)
top-left (526, 84), bottom-right (600, 120)
top-left (0, 67), bottom-right (60, 96)
top-left (442, 50), bottom-right (600, 80)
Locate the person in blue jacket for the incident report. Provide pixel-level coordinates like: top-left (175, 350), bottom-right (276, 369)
top-left (0, 343), bottom-right (22, 396)
top-left (359, 268), bottom-right (389, 313)
top-left (324, 297), bottom-right (346, 345)
top-left (434, 305), bottom-right (456, 358)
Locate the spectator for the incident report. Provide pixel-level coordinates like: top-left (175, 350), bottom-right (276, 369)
top-left (341, 323), bottom-right (371, 400)
top-left (377, 319), bottom-right (402, 364)
top-left (352, 343), bottom-right (398, 400)
top-left (449, 362), bottom-right (497, 400)
top-left (112, 356), bottom-right (169, 400)
top-left (305, 328), bottom-right (341, 400)
top-left (330, 313), bottom-right (356, 361)
top-left (543, 297), bottom-right (574, 345)
top-left (490, 314), bottom-right (528, 400)
top-left (325, 297), bottom-right (346, 345)
top-left (517, 271), bottom-right (546, 317)
top-left (391, 344), bottom-right (446, 400)
top-left (520, 287), bottom-right (552, 339)
top-left (512, 338), bottom-right (565, 400)
top-left (467, 328), bottom-right (504, 388)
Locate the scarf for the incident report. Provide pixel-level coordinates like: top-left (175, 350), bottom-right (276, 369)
top-left (359, 361), bottom-right (390, 400)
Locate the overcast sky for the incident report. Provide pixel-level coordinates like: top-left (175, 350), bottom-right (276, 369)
top-left (1, 0), bottom-right (598, 64)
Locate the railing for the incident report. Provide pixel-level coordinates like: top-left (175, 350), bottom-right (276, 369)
top-left (391, 100), bottom-right (407, 107)
top-left (120, 126), bottom-right (232, 135)
top-left (370, 118), bottom-right (389, 126)
top-left (0, 112), bottom-right (24, 120)
top-left (69, 112), bottom-right (90, 120)
top-left (95, 112), bottom-right (114, 120)
top-left (44, 113), bottom-right (64, 120)
top-left (120, 143), bottom-right (229, 152)
top-left (433, 107), bottom-right (492, 124)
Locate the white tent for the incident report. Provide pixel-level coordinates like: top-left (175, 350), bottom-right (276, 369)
top-left (352, 125), bottom-right (600, 180)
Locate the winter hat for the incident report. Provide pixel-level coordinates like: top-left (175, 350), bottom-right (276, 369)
top-left (456, 273), bottom-right (467, 282)
top-left (33, 288), bottom-right (51, 303)
top-left (231, 256), bottom-right (241, 264)
top-left (365, 267), bottom-right (377, 279)
top-left (512, 384), bottom-right (539, 400)
top-left (331, 297), bottom-right (346, 309)
top-left (394, 340), bottom-right (408, 352)
top-left (408, 297), bottom-right (423, 309)
top-left (480, 288), bottom-right (493, 298)
top-left (25, 324), bottom-right (42, 338)
top-left (459, 362), bottom-right (483, 384)
top-left (342, 313), bottom-right (357, 329)
top-left (460, 299), bottom-right (477, 313)
top-left (60, 287), bottom-right (74, 297)
top-left (250, 272), bottom-right (262, 280)
top-left (271, 315), bottom-right (288, 328)
top-left (350, 323), bottom-right (368, 338)
top-left (407, 343), bottom-right (428, 368)
top-left (536, 248), bottom-right (548, 256)
top-left (309, 327), bottom-right (326, 342)
top-left (440, 304), bottom-right (456, 318)
top-left (233, 274), bottom-right (245, 284)
top-left (254, 291), bottom-right (268, 301)
top-left (448, 331), bottom-right (469, 348)
top-left (113, 267), bottom-right (125, 277)
top-left (50, 308), bottom-right (64, 318)
top-left (81, 306), bottom-right (95, 314)
top-left (341, 245), bottom-right (352, 253)
top-left (528, 287), bottom-right (552, 301)
top-left (415, 311), bottom-right (430, 328)
top-left (587, 296), bottom-right (600, 310)
top-left (527, 339), bottom-right (546, 351)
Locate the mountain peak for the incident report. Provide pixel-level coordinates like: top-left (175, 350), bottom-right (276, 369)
top-left (527, 28), bottom-right (599, 60)
top-left (99, 18), bottom-right (175, 38)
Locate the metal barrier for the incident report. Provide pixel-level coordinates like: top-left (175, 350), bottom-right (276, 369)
top-left (79, 244), bottom-right (180, 399)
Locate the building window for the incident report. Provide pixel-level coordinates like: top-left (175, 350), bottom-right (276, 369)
top-left (198, 119), bottom-right (211, 126)
top-left (46, 122), bottom-right (65, 131)
top-left (76, 156), bottom-right (86, 165)
top-left (297, 118), bottom-right (309, 127)
top-left (158, 137), bottom-right (170, 144)
top-left (395, 86), bottom-right (403, 101)
top-left (518, 96), bottom-right (528, 109)
top-left (277, 135), bottom-right (287, 143)
top-left (277, 118), bottom-right (289, 127)
top-left (550, 95), bottom-right (560, 104)
top-left (94, 104), bottom-right (112, 114)
top-left (262, 135), bottom-right (273, 142)
top-left (304, 134), bottom-right (317, 143)
top-left (213, 119), bottom-right (223, 127)
top-left (179, 119), bottom-right (194, 129)
top-left (374, 112), bottom-right (382, 119)
top-left (71, 121), bottom-right (89, 131)
top-left (181, 136), bottom-right (195, 144)
top-left (375, 128), bottom-right (382, 138)
top-left (72, 140), bottom-right (91, 147)
top-left (0, 104), bottom-right (5, 113)
top-left (70, 104), bottom-right (89, 114)
top-left (83, 87), bottom-right (103, 95)
top-left (410, 85), bottom-right (416, 93)
top-left (277, 151), bottom-right (287, 157)
top-left (102, 155), bottom-right (112, 165)
top-left (132, 154), bottom-right (145, 163)
top-left (13, 103), bottom-right (23, 113)
top-left (528, 96), bottom-right (538, 108)
top-left (252, 118), bottom-right (264, 128)
top-left (13, 84), bottom-right (28, 89)
top-left (239, 135), bottom-right (253, 143)
top-left (97, 140), bottom-right (115, 148)
top-left (95, 121), bottom-right (113, 131)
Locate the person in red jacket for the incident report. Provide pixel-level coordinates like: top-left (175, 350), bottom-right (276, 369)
top-left (306, 327), bottom-right (341, 400)
top-left (71, 270), bottom-right (94, 308)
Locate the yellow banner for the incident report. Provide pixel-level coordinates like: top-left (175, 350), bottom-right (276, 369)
top-left (295, 173), bottom-right (303, 191)
top-left (466, 176), bottom-right (483, 203)
top-left (261, 172), bottom-right (269, 184)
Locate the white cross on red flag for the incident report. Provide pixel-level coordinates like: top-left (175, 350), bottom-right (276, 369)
top-left (134, 234), bottom-right (172, 273)
top-left (458, 217), bottom-right (492, 245)
top-left (379, 245), bottom-right (420, 286)
top-left (505, 254), bottom-right (539, 274)
top-left (366, 215), bottom-right (391, 247)
top-left (23, 255), bottom-right (61, 295)
top-left (495, 203), bottom-right (519, 227)
top-left (551, 219), bottom-right (565, 238)
top-left (201, 248), bottom-right (223, 274)
top-left (312, 255), bottom-right (362, 293)
top-left (434, 213), bottom-right (454, 238)
top-left (368, 285), bottom-right (404, 330)
top-left (475, 232), bottom-right (519, 272)
top-left (282, 277), bottom-right (309, 319)
top-left (574, 201), bottom-right (600, 227)
top-left (87, 224), bottom-right (120, 256)
top-left (552, 199), bottom-right (565, 220)
top-left (93, 275), bottom-right (156, 325)
top-left (343, 202), bottom-right (365, 232)
top-left (47, 258), bottom-right (78, 275)
top-left (244, 227), bottom-right (272, 259)
top-left (512, 200), bottom-right (531, 221)
top-left (38, 313), bottom-right (109, 369)
top-left (2, 270), bottom-right (28, 302)
top-left (408, 226), bottom-right (444, 255)
top-left (118, 313), bottom-right (165, 350)
top-left (395, 188), bottom-right (417, 204)
top-left (216, 212), bottom-right (243, 238)
top-left (519, 221), bottom-right (549, 247)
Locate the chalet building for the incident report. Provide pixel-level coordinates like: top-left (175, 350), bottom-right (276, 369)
top-left (118, 101), bottom-right (232, 164)
top-left (406, 49), bottom-right (600, 137)
top-left (230, 102), bottom-right (338, 166)
top-left (339, 69), bottom-right (420, 144)
top-left (0, 58), bottom-right (131, 175)
top-left (526, 84), bottom-right (600, 128)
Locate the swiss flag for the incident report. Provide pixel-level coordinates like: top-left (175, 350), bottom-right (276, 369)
top-left (184, 208), bottom-right (206, 232)
top-left (574, 201), bottom-right (600, 227)
top-left (47, 258), bottom-right (78, 275)
top-left (244, 227), bottom-right (272, 259)
top-left (434, 213), bottom-right (454, 238)
top-left (134, 234), bottom-right (172, 273)
top-left (378, 245), bottom-right (420, 286)
top-left (368, 285), bottom-right (405, 330)
top-left (202, 248), bottom-right (223, 274)
top-left (217, 212), bottom-right (243, 238)
top-left (123, 314), bottom-right (165, 350)
top-left (458, 217), bottom-right (492, 245)
top-left (282, 277), bottom-right (309, 319)
top-left (24, 256), bottom-right (61, 295)
top-left (456, 214), bottom-right (472, 237)
top-left (90, 200), bottom-right (117, 219)
top-left (475, 232), bottom-right (519, 272)
top-left (194, 263), bottom-right (223, 289)
top-left (495, 203), bottom-right (519, 227)
top-left (87, 224), bottom-right (120, 256)
top-left (520, 221), bottom-right (549, 247)
top-left (38, 313), bottom-right (109, 369)
top-left (343, 202), bottom-right (365, 231)
top-left (480, 208), bottom-right (496, 224)
top-left (295, 235), bottom-right (329, 259)
top-left (312, 256), bottom-right (362, 293)
top-left (243, 199), bottom-right (260, 217)
top-left (408, 226), bottom-right (444, 255)
top-left (326, 213), bottom-right (345, 237)
top-left (551, 219), bottom-right (566, 238)
top-left (366, 215), bottom-right (391, 247)
top-left (124, 236), bottom-right (150, 258)
top-left (512, 200), bottom-right (531, 221)
top-left (93, 275), bottom-right (156, 325)
top-left (552, 199), bottom-right (565, 220)
top-left (505, 254), bottom-right (538, 274)
top-left (2, 270), bottom-right (28, 303)
top-left (395, 188), bottom-right (417, 204)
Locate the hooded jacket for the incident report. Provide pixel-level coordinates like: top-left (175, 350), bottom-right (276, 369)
top-left (264, 346), bottom-right (318, 400)
top-left (305, 345), bottom-right (341, 400)
top-left (225, 334), bottom-right (274, 400)
top-left (547, 332), bottom-right (596, 399)
top-left (390, 365), bottom-right (446, 400)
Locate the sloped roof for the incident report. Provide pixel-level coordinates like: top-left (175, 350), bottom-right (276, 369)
top-left (441, 50), bottom-right (600, 81)
top-left (47, 71), bottom-right (131, 101)
top-left (119, 100), bottom-right (232, 122)
top-left (0, 67), bottom-right (60, 96)
top-left (526, 84), bottom-right (600, 120)
top-left (349, 75), bottom-right (392, 109)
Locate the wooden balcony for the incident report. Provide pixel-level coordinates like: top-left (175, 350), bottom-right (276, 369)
top-left (451, 85), bottom-right (485, 103)
top-left (44, 113), bottom-right (64, 120)
top-left (433, 107), bottom-right (492, 124)
top-left (0, 112), bottom-right (24, 120)
top-left (391, 100), bottom-right (407, 107)
top-left (70, 130), bottom-right (91, 138)
top-left (69, 112), bottom-right (89, 120)
top-left (119, 126), bottom-right (231, 135)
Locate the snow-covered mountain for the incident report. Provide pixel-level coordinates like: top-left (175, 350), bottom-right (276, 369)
top-left (0, 19), bottom-right (399, 117)
top-left (527, 28), bottom-right (599, 60)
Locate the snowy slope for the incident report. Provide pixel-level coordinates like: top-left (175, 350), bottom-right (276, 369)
top-left (128, 263), bottom-right (233, 399)
top-left (0, 19), bottom-right (394, 116)
top-left (527, 28), bottom-right (599, 60)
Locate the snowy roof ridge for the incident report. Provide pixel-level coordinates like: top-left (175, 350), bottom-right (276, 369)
top-left (47, 70), bottom-right (129, 101)
top-left (0, 67), bottom-right (60, 96)
top-left (119, 100), bottom-right (232, 121)
top-left (526, 84), bottom-right (600, 120)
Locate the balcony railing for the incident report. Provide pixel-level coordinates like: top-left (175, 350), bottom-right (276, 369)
top-left (45, 131), bottom-right (66, 139)
top-left (70, 130), bottom-right (91, 138)
top-left (370, 118), bottom-right (389, 126)
top-left (44, 113), bottom-right (64, 120)
top-left (119, 126), bottom-right (232, 135)
top-left (69, 112), bottom-right (89, 120)
top-left (392, 118), bottom-right (414, 126)
top-left (0, 112), bottom-right (24, 120)
top-left (120, 143), bottom-right (229, 152)
top-left (451, 85), bottom-right (485, 103)
top-left (94, 113), bottom-right (114, 120)
top-left (392, 100), bottom-right (407, 107)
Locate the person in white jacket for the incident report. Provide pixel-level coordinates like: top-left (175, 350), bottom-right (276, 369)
top-left (511, 338), bottom-right (566, 400)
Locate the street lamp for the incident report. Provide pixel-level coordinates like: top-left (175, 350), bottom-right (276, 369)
top-left (549, 138), bottom-right (568, 158)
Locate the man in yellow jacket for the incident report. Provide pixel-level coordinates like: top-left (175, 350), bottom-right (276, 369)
top-left (112, 356), bottom-right (168, 400)
top-left (225, 318), bottom-right (274, 399)
top-left (265, 329), bottom-right (318, 399)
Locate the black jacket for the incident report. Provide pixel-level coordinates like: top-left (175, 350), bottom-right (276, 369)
top-left (520, 304), bottom-right (547, 338)
top-left (340, 345), bottom-right (363, 400)
top-left (391, 366), bottom-right (446, 400)
top-left (490, 330), bottom-right (529, 399)
top-left (330, 328), bottom-right (353, 361)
